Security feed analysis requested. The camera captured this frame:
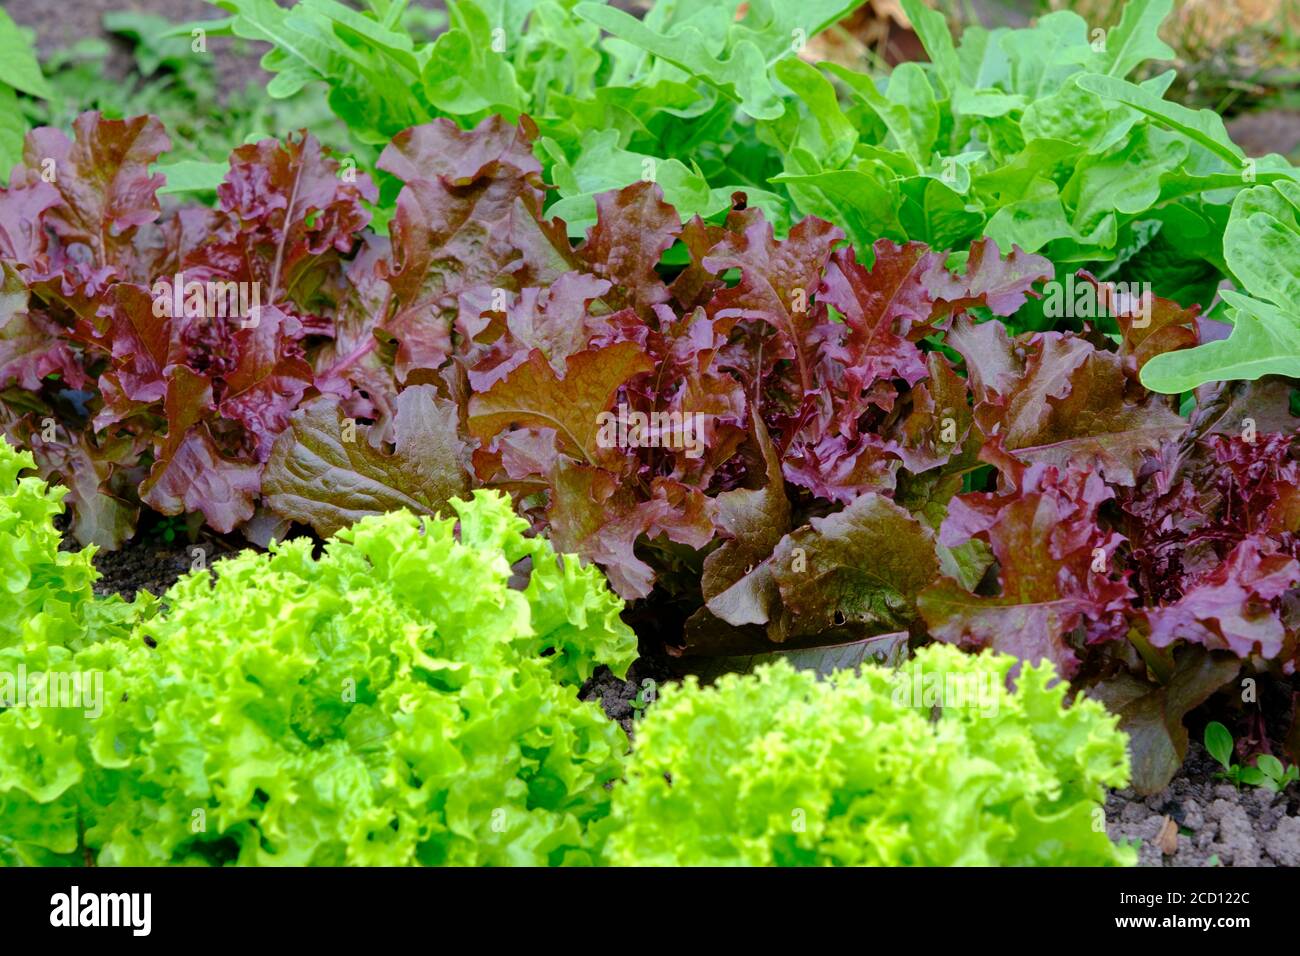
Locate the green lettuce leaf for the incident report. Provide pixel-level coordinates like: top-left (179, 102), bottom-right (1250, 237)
top-left (604, 643), bottom-right (1135, 865)
top-left (0, 473), bottom-right (636, 866)
top-left (1141, 181), bottom-right (1300, 391)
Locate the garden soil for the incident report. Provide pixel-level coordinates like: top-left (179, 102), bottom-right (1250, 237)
top-left (87, 527), bottom-right (242, 600)
top-left (6, 0), bottom-right (265, 96)
top-left (1108, 743), bottom-right (1300, 867)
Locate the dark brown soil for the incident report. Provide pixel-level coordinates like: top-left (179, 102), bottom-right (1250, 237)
top-left (88, 527), bottom-right (242, 600)
top-left (61, 506), bottom-right (249, 600)
top-left (580, 657), bottom-right (674, 736)
top-left (8, 0), bottom-right (198, 61)
top-left (6, 0), bottom-right (266, 96)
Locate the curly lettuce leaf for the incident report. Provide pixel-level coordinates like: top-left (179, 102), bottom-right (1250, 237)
top-left (0, 482), bottom-right (634, 866)
top-left (605, 643), bottom-right (1134, 865)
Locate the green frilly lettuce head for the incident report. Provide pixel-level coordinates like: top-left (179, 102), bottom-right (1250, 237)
top-left (0, 439), bottom-right (136, 652)
top-left (604, 643), bottom-right (1135, 866)
top-left (0, 480), bottom-right (637, 866)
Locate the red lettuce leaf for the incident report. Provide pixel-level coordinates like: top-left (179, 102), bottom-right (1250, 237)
top-left (0, 262), bottom-right (85, 391)
top-left (1086, 646), bottom-right (1242, 795)
top-left (188, 131), bottom-right (376, 305)
top-left (20, 112), bottom-right (169, 280)
top-left (694, 419), bottom-right (790, 633)
top-left (1144, 537), bottom-right (1300, 659)
top-left (947, 319), bottom-right (1185, 484)
top-left (576, 181), bottom-right (678, 318)
top-left (377, 116), bottom-right (572, 379)
top-left (262, 385), bottom-right (470, 537)
top-left (918, 453), bottom-right (1135, 676)
top-left (769, 492), bottom-right (938, 643)
top-left (467, 341), bottom-right (654, 467)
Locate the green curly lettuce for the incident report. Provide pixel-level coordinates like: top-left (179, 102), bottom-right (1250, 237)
top-left (0, 439), bottom-right (136, 652)
top-left (0, 485), bottom-right (636, 866)
top-left (603, 644), bottom-right (1135, 866)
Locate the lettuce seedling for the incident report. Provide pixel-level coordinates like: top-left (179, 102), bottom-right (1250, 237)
top-left (1205, 721), bottom-right (1300, 793)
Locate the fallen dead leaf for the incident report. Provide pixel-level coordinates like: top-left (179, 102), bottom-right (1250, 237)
top-left (1156, 815), bottom-right (1179, 855)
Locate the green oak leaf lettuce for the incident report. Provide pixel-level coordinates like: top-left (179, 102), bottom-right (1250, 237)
top-left (1141, 181), bottom-right (1300, 391)
top-left (205, 0), bottom-right (859, 231)
top-left (771, 0), bottom-right (1297, 329)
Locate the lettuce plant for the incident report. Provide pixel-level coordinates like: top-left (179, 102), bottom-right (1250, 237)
top-left (602, 643), bottom-right (1135, 866)
top-left (1140, 180), bottom-right (1300, 391)
top-left (203, 0), bottom-right (1299, 385)
top-left (202, 0), bottom-right (860, 232)
top-left (0, 112), bottom-right (376, 547)
top-left (917, 379), bottom-right (1300, 793)
top-left (0, 109), bottom-right (1058, 583)
top-left (0, 461), bottom-right (637, 866)
top-left (262, 114), bottom-right (1065, 652)
top-left (0, 439), bottom-right (135, 651)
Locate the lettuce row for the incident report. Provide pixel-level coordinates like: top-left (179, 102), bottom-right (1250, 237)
top-left (1, 438), bottom-right (1139, 866)
top-left (603, 643), bottom-right (1135, 866)
top-left (202, 0), bottom-right (1300, 389)
top-left (204, 0), bottom-right (861, 232)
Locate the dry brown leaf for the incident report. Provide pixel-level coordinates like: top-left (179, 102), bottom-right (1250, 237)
top-left (1155, 815), bottom-right (1179, 855)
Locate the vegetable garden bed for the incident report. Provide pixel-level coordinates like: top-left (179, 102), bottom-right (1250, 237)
top-left (3, 0), bottom-right (1300, 868)
top-left (79, 523), bottom-right (1300, 866)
